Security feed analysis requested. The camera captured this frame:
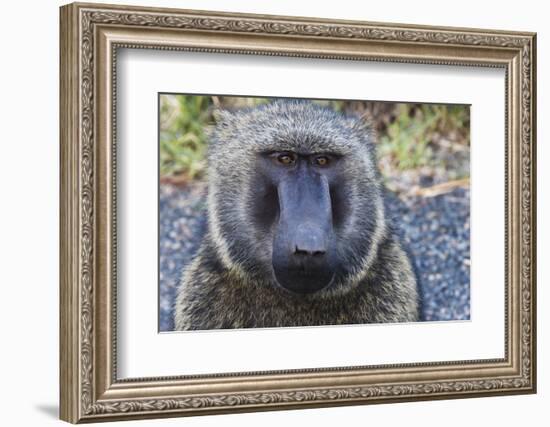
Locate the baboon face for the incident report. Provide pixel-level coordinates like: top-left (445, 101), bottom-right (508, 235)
top-left (208, 100), bottom-right (386, 297)
top-left (254, 151), bottom-right (343, 294)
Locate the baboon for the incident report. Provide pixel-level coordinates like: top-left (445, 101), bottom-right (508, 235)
top-left (174, 100), bottom-right (419, 330)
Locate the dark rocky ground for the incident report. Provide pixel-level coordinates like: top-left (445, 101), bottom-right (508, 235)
top-left (385, 188), bottom-right (470, 321)
top-left (159, 183), bottom-right (208, 332)
top-left (159, 181), bottom-right (470, 331)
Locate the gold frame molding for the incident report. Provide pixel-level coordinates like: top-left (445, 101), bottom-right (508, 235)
top-left (60, 2), bottom-right (537, 423)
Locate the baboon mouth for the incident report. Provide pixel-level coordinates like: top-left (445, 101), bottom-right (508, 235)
top-left (273, 268), bottom-right (335, 295)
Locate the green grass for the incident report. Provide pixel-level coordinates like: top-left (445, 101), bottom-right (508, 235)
top-left (159, 95), bottom-right (211, 181)
top-left (159, 96), bottom-right (469, 182)
top-left (378, 104), bottom-right (469, 171)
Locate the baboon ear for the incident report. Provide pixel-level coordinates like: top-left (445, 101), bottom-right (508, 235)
top-left (349, 113), bottom-right (375, 143)
top-left (207, 109), bottom-right (238, 143)
top-left (212, 109), bottom-right (237, 128)
top-left (351, 113), bottom-right (372, 132)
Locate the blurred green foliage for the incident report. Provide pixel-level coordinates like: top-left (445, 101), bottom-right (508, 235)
top-left (159, 95), bottom-right (470, 182)
top-left (378, 104), bottom-right (470, 171)
top-left (160, 95), bottom-right (210, 180)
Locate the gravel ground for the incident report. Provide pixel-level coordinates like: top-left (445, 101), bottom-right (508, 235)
top-left (159, 182), bottom-right (207, 331)
top-left (385, 188), bottom-right (470, 321)
top-left (159, 182), bottom-right (470, 331)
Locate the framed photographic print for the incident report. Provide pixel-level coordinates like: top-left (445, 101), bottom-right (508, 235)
top-left (59, 2), bottom-right (537, 423)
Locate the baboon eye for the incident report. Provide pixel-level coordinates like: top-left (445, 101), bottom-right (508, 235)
top-left (314, 155), bottom-right (330, 167)
top-left (277, 153), bottom-right (296, 166)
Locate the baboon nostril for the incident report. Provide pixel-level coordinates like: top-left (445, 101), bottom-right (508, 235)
top-left (294, 246), bottom-right (326, 257)
top-left (294, 246), bottom-right (306, 256)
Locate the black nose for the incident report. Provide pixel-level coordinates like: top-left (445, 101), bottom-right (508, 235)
top-left (272, 172), bottom-right (334, 294)
top-left (291, 225), bottom-right (328, 260)
top-left (294, 246), bottom-right (326, 258)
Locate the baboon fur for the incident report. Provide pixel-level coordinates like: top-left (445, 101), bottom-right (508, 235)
top-left (175, 100), bottom-right (419, 330)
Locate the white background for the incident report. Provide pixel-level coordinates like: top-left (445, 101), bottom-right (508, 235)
top-left (0, 0), bottom-right (546, 426)
top-left (118, 50), bottom-right (504, 377)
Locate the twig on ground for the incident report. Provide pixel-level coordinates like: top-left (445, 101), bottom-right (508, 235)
top-left (408, 178), bottom-right (470, 198)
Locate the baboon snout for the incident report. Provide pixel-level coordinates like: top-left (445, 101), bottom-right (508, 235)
top-left (272, 174), bottom-right (335, 295)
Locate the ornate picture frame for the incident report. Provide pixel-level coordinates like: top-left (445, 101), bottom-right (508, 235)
top-left (60, 2), bottom-right (536, 423)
